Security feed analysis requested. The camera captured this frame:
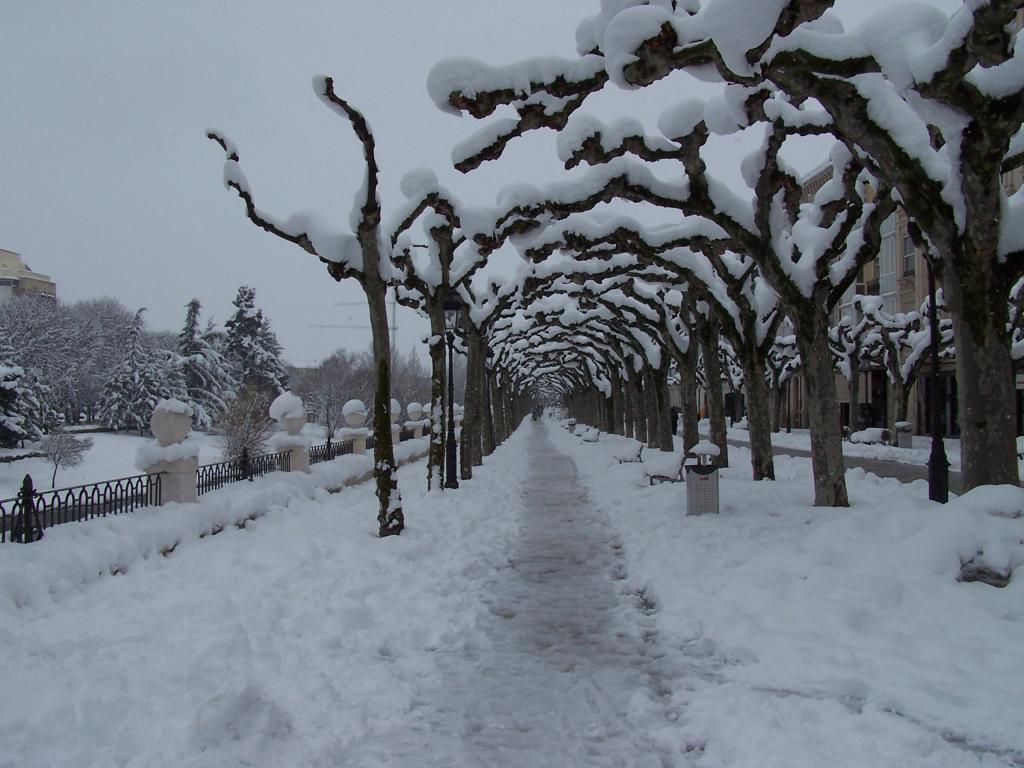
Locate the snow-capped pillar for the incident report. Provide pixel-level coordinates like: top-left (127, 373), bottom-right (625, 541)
top-left (341, 400), bottom-right (368, 455)
top-left (137, 399), bottom-right (199, 505)
top-left (406, 402), bottom-right (423, 439)
top-left (269, 392), bottom-right (310, 474)
top-left (390, 399), bottom-right (402, 444)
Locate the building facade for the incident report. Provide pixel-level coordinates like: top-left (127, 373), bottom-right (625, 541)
top-left (0, 249), bottom-right (57, 304)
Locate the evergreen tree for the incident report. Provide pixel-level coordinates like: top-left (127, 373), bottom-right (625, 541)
top-left (0, 342), bottom-right (42, 447)
top-left (224, 286), bottom-right (287, 395)
top-left (99, 309), bottom-right (168, 433)
top-left (178, 298), bottom-right (237, 428)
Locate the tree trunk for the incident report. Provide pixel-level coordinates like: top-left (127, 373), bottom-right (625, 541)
top-left (948, 309), bottom-right (1019, 490)
top-left (643, 368), bottom-right (659, 449)
top-left (652, 367), bottom-right (674, 452)
top-left (848, 353), bottom-right (860, 434)
top-left (698, 323), bottom-right (729, 468)
top-left (628, 374), bottom-right (646, 444)
top-left (482, 363), bottom-right (496, 456)
top-left (738, 349), bottom-right (775, 480)
top-left (367, 285), bottom-right (404, 535)
top-left (769, 381), bottom-right (781, 433)
top-left (427, 301), bottom-right (446, 490)
top-left (679, 350), bottom-right (700, 452)
top-left (622, 374), bottom-right (636, 439)
top-left (798, 322), bottom-right (849, 507)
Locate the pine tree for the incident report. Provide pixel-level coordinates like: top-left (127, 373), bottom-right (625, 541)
top-left (225, 286), bottom-right (287, 395)
top-left (99, 309), bottom-right (168, 433)
top-left (178, 298), bottom-right (237, 428)
top-left (0, 342), bottom-right (41, 448)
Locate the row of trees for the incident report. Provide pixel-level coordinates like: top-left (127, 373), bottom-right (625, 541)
top-left (207, 1), bottom-right (1023, 534)
top-left (425, 0), bottom-right (1024, 506)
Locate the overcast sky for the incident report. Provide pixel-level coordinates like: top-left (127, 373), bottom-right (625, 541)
top-left (1, 0), bottom-right (960, 367)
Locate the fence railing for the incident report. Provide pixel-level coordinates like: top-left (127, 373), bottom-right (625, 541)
top-left (4, 428), bottom-right (424, 542)
top-left (196, 449), bottom-right (291, 496)
top-left (1, 473), bottom-right (162, 544)
top-left (309, 440), bottom-right (353, 465)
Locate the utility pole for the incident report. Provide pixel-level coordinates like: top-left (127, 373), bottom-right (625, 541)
top-left (309, 289), bottom-right (399, 363)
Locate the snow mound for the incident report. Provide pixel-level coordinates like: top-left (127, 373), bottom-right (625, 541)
top-left (268, 392), bottom-right (305, 421)
top-left (342, 399), bottom-right (366, 418)
top-left (135, 437), bottom-right (201, 471)
top-left (154, 398), bottom-right (193, 417)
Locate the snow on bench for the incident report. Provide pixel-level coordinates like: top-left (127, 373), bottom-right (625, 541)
top-left (573, 424), bottom-right (587, 437)
top-left (849, 428), bottom-right (892, 445)
top-left (579, 427), bottom-right (600, 443)
top-left (612, 440), bottom-right (644, 464)
top-left (644, 451), bottom-right (686, 485)
top-left (1017, 436), bottom-right (1024, 459)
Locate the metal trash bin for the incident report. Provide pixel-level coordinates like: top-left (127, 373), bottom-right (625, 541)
top-left (685, 454), bottom-right (719, 516)
top-left (895, 421), bottom-right (912, 449)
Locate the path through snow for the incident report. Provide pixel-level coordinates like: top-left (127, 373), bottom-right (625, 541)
top-left (340, 422), bottom-right (678, 766)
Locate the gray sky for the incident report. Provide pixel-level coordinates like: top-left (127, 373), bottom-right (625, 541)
top-left (1, 0), bottom-right (960, 367)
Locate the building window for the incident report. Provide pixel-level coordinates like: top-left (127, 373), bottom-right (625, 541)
top-left (902, 233), bottom-right (916, 275)
top-left (878, 214), bottom-right (898, 311)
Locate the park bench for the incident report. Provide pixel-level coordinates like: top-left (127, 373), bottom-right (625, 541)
top-left (580, 427), bottom-right (600, 443)
top-left (1017, 436), bottom-right (1024, 459)
top-left (644, 451), bottom-right (687, 485)
top-left (573, 423), bottom-right (587, 437)
top-left (612, 440), bottom-right (644, 464)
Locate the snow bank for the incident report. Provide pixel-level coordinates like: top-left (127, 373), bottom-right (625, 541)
top-left (548, 424), bottom-right (1024, 764)
top-left (0, 438), bottom-right (431, 616)
top-left (134, 437), bottom-right (202, 471)
top-left (0, 428), bottom-right (521, 767)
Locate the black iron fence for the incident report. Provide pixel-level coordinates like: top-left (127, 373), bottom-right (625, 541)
top-left (309, 440), bottom-right (353, 465)
top-left (1, 473), bottom-right (162, 544)
top-left (196, 448), bottom-right (291, 496)
top-left (3, 429), bottom-right (426, 543)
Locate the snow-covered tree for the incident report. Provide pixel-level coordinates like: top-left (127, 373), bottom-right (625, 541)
top-left (99, 309), bottom-right (169, 433)
top-left (858, 294), bottom-right (954, 429)
top-left (209, 78), bottom-right (406, 536)
top-left (178, 298), bottom-right (237, 429)
top-left (39, 428), bottom-right (93, 488)
top-left (214, 385), bottom-right (274, 460)
top-left (431, 0), bottom-right (1024, 492)
top-left (224, 286), bottom-right (287, 396)
top-left (0, 343), bottom-right (40, 447)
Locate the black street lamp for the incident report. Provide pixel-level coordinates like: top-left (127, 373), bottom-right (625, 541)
top-left (924, 256), bottom-right (950, 502)
top-left (443, 295), bottom-right (462, 489)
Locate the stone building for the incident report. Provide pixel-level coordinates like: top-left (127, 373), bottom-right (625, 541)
top-left (0, 248), bottom-right (57, 304)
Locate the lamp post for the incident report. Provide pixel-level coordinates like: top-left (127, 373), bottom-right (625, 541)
top-left (925, 256), bottom-right (950, 502)
top-left (443, 295), bottom-right (461, 489)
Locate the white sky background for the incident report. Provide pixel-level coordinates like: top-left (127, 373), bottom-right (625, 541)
top-left (0, 0), bottom-right (960, 367)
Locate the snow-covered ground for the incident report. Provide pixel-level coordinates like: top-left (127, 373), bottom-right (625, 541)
top-left (0, 435), bottom-right (510, 768)
top-left (721, 424), bottom-right (964, 470)
top-left (0, 431), bottom-right (224, 499)
top-left (1, 419), bottom-right (1021, 767)
top-left (553, 421), bottom-right (1024, 766)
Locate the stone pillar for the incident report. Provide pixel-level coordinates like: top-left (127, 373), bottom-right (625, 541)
top-left (137, 399), bottom-right (199, 505)
top-left (269, 392), bottom-right (311, 473)
top-left (391, 398), bottom-right (402, 444)
top-left (341, 400), bottom-right (368, 455)
top-left (406, 402), bottom-right (423, 439)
